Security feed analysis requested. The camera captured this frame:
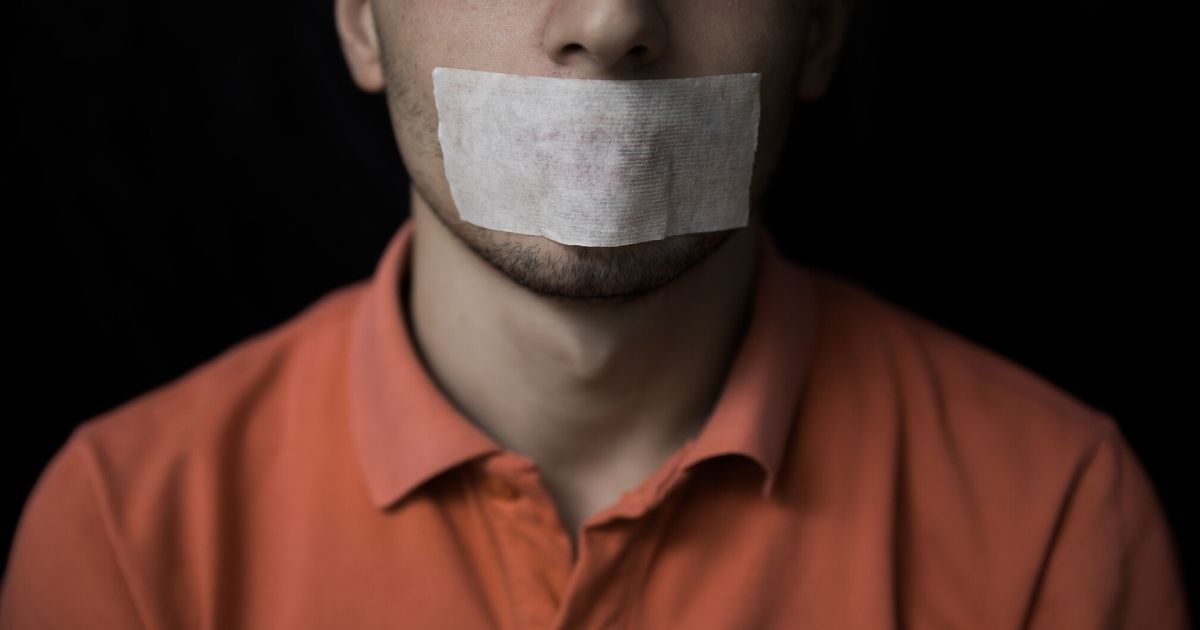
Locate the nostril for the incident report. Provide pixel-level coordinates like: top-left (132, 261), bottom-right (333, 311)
top-left (630, 45), bottom-right (648, 58)
top-left (563, 43), bottom-right (585, 54)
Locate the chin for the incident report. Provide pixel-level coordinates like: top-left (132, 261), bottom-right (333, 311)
top-left (437, 207), bottom-right (735, 302)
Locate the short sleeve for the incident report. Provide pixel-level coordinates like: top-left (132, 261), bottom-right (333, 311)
top-left (1024, 421), bottom-right (1191, 630)
top-left (0, 435), bottom-right (146, 630)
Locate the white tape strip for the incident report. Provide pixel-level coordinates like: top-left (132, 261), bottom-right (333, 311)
top-left (432, 67), bottom-right (761, 247)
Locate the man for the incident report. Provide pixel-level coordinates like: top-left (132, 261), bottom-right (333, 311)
top-left (0, 0), bottom-right (1189, 628)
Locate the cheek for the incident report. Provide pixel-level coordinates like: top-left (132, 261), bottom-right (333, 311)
top-left (404, 1), bottom-right (546, 69)
top-left (378, 66), bottom-right (446, 204)
top-left (665, 2), bottom-right (804, 72)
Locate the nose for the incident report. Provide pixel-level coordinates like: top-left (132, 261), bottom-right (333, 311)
top-left (543, 0), bottom-right (668, 73)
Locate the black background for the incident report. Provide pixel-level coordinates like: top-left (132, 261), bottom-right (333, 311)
top-left (6, 0), bottom-right (1196, 617)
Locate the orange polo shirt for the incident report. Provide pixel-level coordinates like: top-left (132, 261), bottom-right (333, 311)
top-left (1, 219), bottom-right (1189, 629)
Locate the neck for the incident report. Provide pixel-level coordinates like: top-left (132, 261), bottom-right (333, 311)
top-left (406, 189), bottom-right (760, 494)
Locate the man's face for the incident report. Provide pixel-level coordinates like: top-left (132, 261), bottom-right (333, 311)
top-left (338, 0), bottom-right (841, 300)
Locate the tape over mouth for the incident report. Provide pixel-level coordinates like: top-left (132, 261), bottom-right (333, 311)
top-left (432, 67), bottom-right (762, 247)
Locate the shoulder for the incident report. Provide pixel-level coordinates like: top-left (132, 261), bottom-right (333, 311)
top-left (794, 264), bottom-right (1126, 544)
top-left (793, 268), bottom-right (1191, 626)
top-left (62, 281), bottom-right (367, 500)
top-left (801, 265), bottom-right (1116, 456)
top-left (2, 282), bottom-right (370, 627)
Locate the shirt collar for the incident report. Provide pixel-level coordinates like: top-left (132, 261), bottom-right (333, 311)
top-left (348, 219), bottom-right (818, 510)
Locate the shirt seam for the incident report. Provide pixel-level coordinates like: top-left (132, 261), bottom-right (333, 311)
top-left (71, 433), bottom-right (153, 630)
top-left (1017, 418), bottom-right (1119, 630)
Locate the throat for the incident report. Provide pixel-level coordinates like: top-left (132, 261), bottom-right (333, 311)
top-left (405, 191), bottom-right (760, 512)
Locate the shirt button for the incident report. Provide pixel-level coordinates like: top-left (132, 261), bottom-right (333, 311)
top-left (483, 475), bottom-right (520, 500)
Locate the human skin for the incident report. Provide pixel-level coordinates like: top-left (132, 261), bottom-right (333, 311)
top-left (334, 0), bottom-right (853, 551)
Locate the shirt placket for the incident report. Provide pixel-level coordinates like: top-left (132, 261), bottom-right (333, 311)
top-left (473, 453), bottom-right (576, 629)
top-left (471, 444), bottom-right (699, 630)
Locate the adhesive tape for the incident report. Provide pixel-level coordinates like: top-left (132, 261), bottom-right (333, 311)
top-left (432, 67), bottom-right (761, 247)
